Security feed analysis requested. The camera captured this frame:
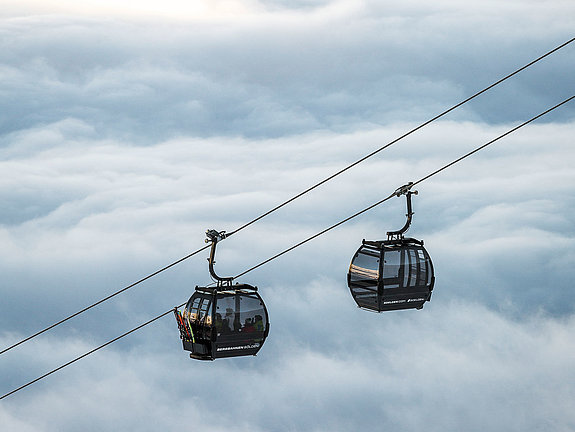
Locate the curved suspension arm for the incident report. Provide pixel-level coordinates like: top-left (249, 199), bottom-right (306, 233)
top-left (386, 183), bottom-right (418, 240)
top-left (205, 229), bottom-right (233, 286)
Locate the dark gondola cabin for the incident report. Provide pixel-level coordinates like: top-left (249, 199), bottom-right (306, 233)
top-left (174, 229), bottom-right (270, 360)
top-left (348, 238), bottom-right (434, 312)
top-left (347, 184), bottom-right (435, 312)
top-left (175, 284), bottom-right (270, 360)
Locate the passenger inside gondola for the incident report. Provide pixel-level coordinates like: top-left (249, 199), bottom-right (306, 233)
top-left (222, 319), bottom-right (231, 334)
top-left (254, 315), bottom-right (264, 332)
top-left (243, 318), bottom-right (254, 332)
top-left (215, 313), bottom-right (223, 335)
top-left (175, 230), bottom-right (271, 360)
top-left (221, 308), bottom-right (232, 333)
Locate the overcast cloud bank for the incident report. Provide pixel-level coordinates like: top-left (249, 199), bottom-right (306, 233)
top-left (2, 301), bottom-right (575, 431)
top-left (1, 0), bottom-right (574, 430)
top-left (1, 1), bottom-right (574, 141)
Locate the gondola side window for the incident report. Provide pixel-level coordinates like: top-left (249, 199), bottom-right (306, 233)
top-left (198, 298), bottom-right (212, 326)
top-left (422, 249), bottom-right (433, 286)
top-left (383, 249), bottom-right (401, 289)
top-left (350, 251), bottom-right (379, 284)
top-left (417, 249), bottom-right (428, 286)
top-left (408, 249), bottom-right (419, 287)
top-left (216, 295), bottom-right (239, 333)
top-left (239, 295), bottom-right (267, 334)
top-left (185, 296), bottom-right (202, 323)
top-left (186, 296), bottom-right (212, 325)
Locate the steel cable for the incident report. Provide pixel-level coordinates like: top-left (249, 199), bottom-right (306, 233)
top-left (3, 94), bottom-right (572, 400)
top-left (2, 37), bottom-right (573, 356)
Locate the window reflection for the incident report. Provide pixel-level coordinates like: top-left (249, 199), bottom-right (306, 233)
top-left (383, 249), bottom-right (401, 279)
top-left (350, 251), bottom-right (379, 281)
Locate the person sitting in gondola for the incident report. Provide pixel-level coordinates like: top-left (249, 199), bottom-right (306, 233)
top-left (215, 313), bottom-right (224, 335)
top-left (223, 309), bottom-right (234, 333)
top-left (254, 315), bottom-right (264, 332)
top-left (243, 318), bottom-right (255, 333)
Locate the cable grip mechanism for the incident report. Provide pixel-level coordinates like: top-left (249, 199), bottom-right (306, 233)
top-left (393, 182), bottom-right (417, 197)
top-left (205, 229), bottom-right (227, 243)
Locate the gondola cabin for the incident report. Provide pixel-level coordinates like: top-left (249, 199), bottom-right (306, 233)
top-left (175, 284), bottom-right (270, 360)
top-left (348, 238), bottom-right (434, 312)
top-left (174, 229), bottom-right (270, 360)
top-left (347, 184), bottom-right (435, 312)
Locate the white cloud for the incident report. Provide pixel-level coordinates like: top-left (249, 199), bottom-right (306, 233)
top-left (3, 301), bottom-right (575, 431)
top-left (1, 2), bottom-right (575, 430)
top-left (1, 0), bottom-right (264, 20)
top-left (1, 2), bottom-right (573, 140)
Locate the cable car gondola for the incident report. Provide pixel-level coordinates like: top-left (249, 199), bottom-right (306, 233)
top-left (347, 183), bottom-right (435, 312)
top-left (174, 230), bottom-right (270, 360)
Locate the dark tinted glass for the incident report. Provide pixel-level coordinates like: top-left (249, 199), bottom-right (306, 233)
top-left (383, 249), bottom-right (401, 289)
top-left (353, 288), bottom-right (378, 309)
top-left (350, 250), bottom-right (379, 285)
top-left (408, 249), bottom-right (418, 287)
top-left (215, 295), bottom-right (239, 333)
top-left (238, 295), bottom-right (267, 334)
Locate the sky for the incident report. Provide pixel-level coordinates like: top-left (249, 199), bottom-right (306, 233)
top-left (0, 0), bottom-right (574, 430)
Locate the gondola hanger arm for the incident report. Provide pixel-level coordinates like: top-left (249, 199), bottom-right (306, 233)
top-left (387, 182), bottom-right (418, 240)
top-left (205, 229), bottom-right (233, 287)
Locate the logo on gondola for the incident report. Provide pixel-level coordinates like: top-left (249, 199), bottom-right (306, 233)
top-left (217, 343), bottom-right (261, 352)
top-left (383, 299), bottom-right (406, 305)
top-left (383, 298), bottom-right (425, 305)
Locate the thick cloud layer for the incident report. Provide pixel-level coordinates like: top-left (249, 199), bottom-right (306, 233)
top-left (1, 1), bottom-right (574, 430)
top-left (1, 1), bottom-right (574, 140)
top-left (2, 301), bottom-right (575, 431)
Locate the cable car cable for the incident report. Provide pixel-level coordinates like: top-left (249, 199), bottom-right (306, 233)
top-left (0, 245), bottom-right (210, 356)
top-left (3, 94), bottom-right (572, 400)
top-left (234, 192), bottom-right (397, 279)
top-left (411, 95), bottom-right (575, 188)
top-left (224, 37), bottom-right (575, 238)
top-left (234, 94), bottom-right (575, 278)
top-left (0, 305), bottom-right (182, 401)
top-left (1, 38), bottom-right (572, 357)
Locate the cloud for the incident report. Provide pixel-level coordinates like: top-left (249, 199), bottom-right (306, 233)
top-left (1, 2), bottom-right (573, 140)
top-left (1, 0), bottom-right (265, 20)
top-left (0, 118), bottom-right (573, 362)
top-left (3, 301), bottom-right (575, 431)
top-left (1, 2), bottom-right (575, 430)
